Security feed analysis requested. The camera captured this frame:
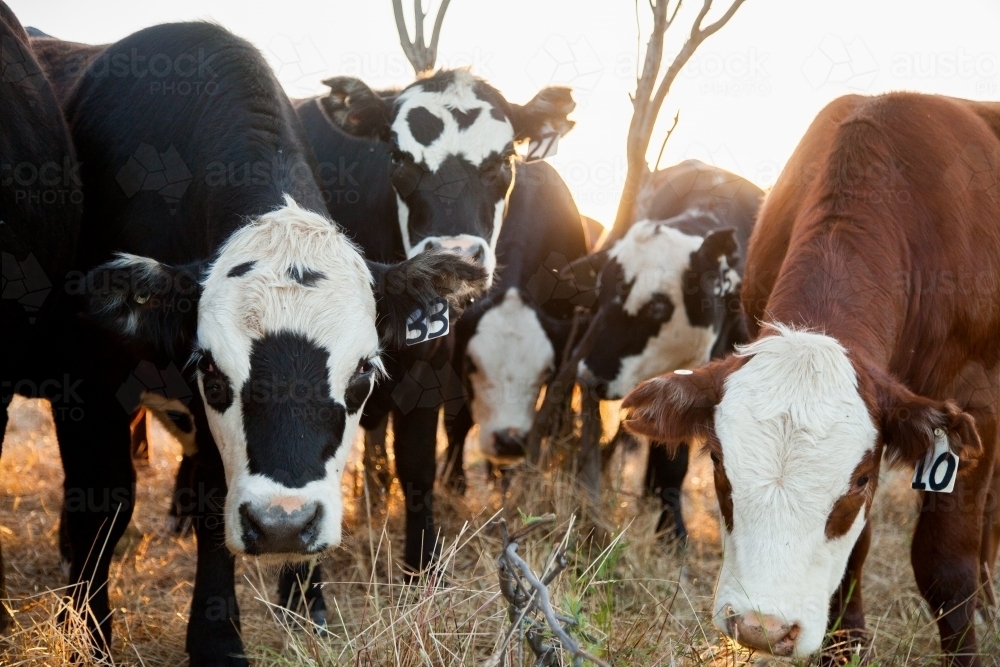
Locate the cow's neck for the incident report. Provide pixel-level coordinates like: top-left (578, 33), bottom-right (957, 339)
top-left (764, 224), bottom-right (904, 369)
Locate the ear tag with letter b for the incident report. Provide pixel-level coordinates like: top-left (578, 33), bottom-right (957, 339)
top-left (406, 297), bottom-right (449, 345)
top-left (912, 427), bottom-right (959, 493)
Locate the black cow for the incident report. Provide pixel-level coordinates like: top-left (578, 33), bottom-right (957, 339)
top-left (573, 160), bottom-right (762, 540)
top-left (291, 70), bottom-right (577, 574)
top-left (0, 2), bottom-right (82, 633)
top-left (444, 160), bottom-right (589, 484)
top-left (39, 22), bottom-right (484, 666)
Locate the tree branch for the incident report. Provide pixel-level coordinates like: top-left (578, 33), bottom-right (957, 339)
top-left (391, 0), bottom-right (452, 74)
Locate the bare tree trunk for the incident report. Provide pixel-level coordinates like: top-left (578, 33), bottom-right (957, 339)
top-left (603, 0), bottom-right (748, 248)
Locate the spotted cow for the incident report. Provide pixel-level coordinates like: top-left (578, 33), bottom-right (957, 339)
top-left (623, 94), bottom-right (1000, 664)
top-left (571, 161), bottom-right (762, 539)
top-left (292, 69), bottom-right (577, 574)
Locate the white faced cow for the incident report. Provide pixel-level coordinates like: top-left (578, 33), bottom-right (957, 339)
top-left (623, 94), bottom-right (999, 665)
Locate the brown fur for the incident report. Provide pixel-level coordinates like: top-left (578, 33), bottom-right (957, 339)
top-left (623, 93), bottom-right (1000, 666)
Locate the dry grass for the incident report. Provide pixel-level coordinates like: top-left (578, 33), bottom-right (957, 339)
top-left (1, 395), bottom-right (997, 666)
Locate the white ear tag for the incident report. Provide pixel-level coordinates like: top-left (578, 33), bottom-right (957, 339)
top-left (405, 297), bottom-right (450, 345)
top-left (525, 131), bottom-right (560, 163)
top-left (911, 427), bottom-right (959, 493)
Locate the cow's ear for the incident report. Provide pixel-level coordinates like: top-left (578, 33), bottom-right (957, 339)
top-left (367, 251), bottom-right (488, 349)
top-left (320, 76), bottom-right (394, 141)
top-left (621, 357), bottom-right (738, 445)
top-left (878, 377), bottom-right (982, 467)
top-left (509, 86), bottom-right (576, 142)
top-left (698, 228), bottom-right (738, 265)
top-left (85, 254), bottom-right (203, 361)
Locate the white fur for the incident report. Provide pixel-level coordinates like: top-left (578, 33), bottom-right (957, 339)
top-left (712, 325), bottom-right (876, 656)
top-left (467, 289), bottom-right (554, 462)
top-left (393, 70), bottom-right (515, 173)
top-left (599, 219), bottom-right (718, 399)
top-left (195, 196), bottom-right (380, 555)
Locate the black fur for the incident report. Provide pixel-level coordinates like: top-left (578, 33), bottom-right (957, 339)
top-left (227, 260), bottom-right (254, 278)
top-left (0, 1), bottom-right (82, 635)
top-left (241, 331), bottom-right (346, 487)
top-left (407, 107), bottom-right (445, 146)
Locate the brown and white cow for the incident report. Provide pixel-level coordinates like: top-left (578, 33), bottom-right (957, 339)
top-left (622, 93), bottom-right (1000, 664)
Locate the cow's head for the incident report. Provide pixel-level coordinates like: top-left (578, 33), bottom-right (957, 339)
top-left (577, 217), bottom-right (741, 399)
top-left (319, 69), bottom-right (575, 284)
top-left (86, 197), bottom-right (486, 559)
top-left (463, 288), bottom-right (572, 462)
top-left (621, 324), bottom-right (982, 657)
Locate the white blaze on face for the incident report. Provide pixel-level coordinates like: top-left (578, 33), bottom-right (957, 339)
top-left (467, 289), bottom-right (554, 462)
top-left (712, 326), bottom-right (876, 656)
top-left (195, 196), bottom-right (380, 556)
top-left (604, 220), bottom-right (717, 399)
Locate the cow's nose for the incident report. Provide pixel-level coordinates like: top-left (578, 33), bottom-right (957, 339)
top-left (239, 501), bottom-right (322, 555)
top-left (492, 429), bottom-right (526, 458)
top-left (723, 605), bottom-right (801, 657)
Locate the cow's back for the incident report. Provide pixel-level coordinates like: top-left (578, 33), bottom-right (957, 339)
top-left (746, 93), bottom-right (1000, 396)
top-left (65, 22), bottom-right (323, 270)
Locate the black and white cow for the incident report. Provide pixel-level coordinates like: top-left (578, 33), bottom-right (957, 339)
top-left (445, 159), bottom-right (590, 485)
top-left (0, 1), bottom-right (82, 633)
top-left (292, 69), bottom-right (577, 573)
top-left (41, 22), bottom-right (484, 666)
top-left (573, 160), bottom-right (762, 540)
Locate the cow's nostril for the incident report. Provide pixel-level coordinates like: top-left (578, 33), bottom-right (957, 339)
top-left (492, 429), bottom-right (527, 459)
top-left (726, 609), bottom-right (799, 657)
top-left (239, 501), bottom-right (323, 555)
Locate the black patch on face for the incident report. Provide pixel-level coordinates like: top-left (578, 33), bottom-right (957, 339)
top-left (198, 350), bottom-right (235, 413)
top-left (473, 84), bottom-right (509, 123)
top-left (582, 259), bottom-right (677, 399)
top-left (407, 107), bottom-right (445, 146)
top-left (344, 360), bottom-right (374, 415)
top-left (449, 107), bottom-right (481, 130)
top-left (288, 266), bottom-right (325, 287)
top-left (241, 331), bottom-right (346, 488)
top-left (403, 153), bottom-right (506, 248)
top-left (681, 235), bottom-right (736, 330)
top-left (228, 261), bottom-right (255, 278)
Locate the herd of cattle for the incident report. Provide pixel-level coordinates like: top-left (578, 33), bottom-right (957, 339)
top-left (1, 3), bottom-right (998, 665)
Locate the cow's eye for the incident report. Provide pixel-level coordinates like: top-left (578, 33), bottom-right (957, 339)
top-left (357, 359), bottom-right (375, 375)
top-left (710, 451), bottom-right (721, 465)
top-left (855, 474), bottom-right (869, 489)
top-left (199, 356), bottom-right (233, 412)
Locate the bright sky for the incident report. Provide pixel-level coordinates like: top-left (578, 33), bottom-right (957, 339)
top-left (12, 0), bottom-right (999, 225)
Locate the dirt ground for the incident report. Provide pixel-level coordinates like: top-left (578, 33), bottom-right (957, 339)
top-left (1, 395), bottom-right (997, 666)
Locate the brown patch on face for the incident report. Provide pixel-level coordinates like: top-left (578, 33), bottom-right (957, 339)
top-left (825, 451), bottom-right (879, 539)
top-left (706, 434), bottom-right (734, 532)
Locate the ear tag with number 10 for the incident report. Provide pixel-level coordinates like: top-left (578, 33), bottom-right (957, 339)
top-left (406, 297), bottom-right (449, 346)
top-left (911, 427), bottom-right (959, 493)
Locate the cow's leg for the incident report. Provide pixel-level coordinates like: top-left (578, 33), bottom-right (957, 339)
top-left (169, 454), bottom-right (198, 536)
top-left (361, 413), bottom-right (391, 504)
top-left (824, 522), bottom-right (871, 665)
top-left (277, 561), bottom-right (328, 630)
top-left (183, 402), bottom-right (246, 667)
top-left (0, 407), bottom-right (7, 633)
top-left (392, 403), bottom-right (440, 574)
top-left (646, 442), bottom-right (689, 542)
top-left (911, 449), bottom-right (995, 667)
top-left (980, 460), bottom-right (1000, 611)
top-left (443, 400), bottom-right (473, 495)
top-left (54, 383), bottom-right (135, 654)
